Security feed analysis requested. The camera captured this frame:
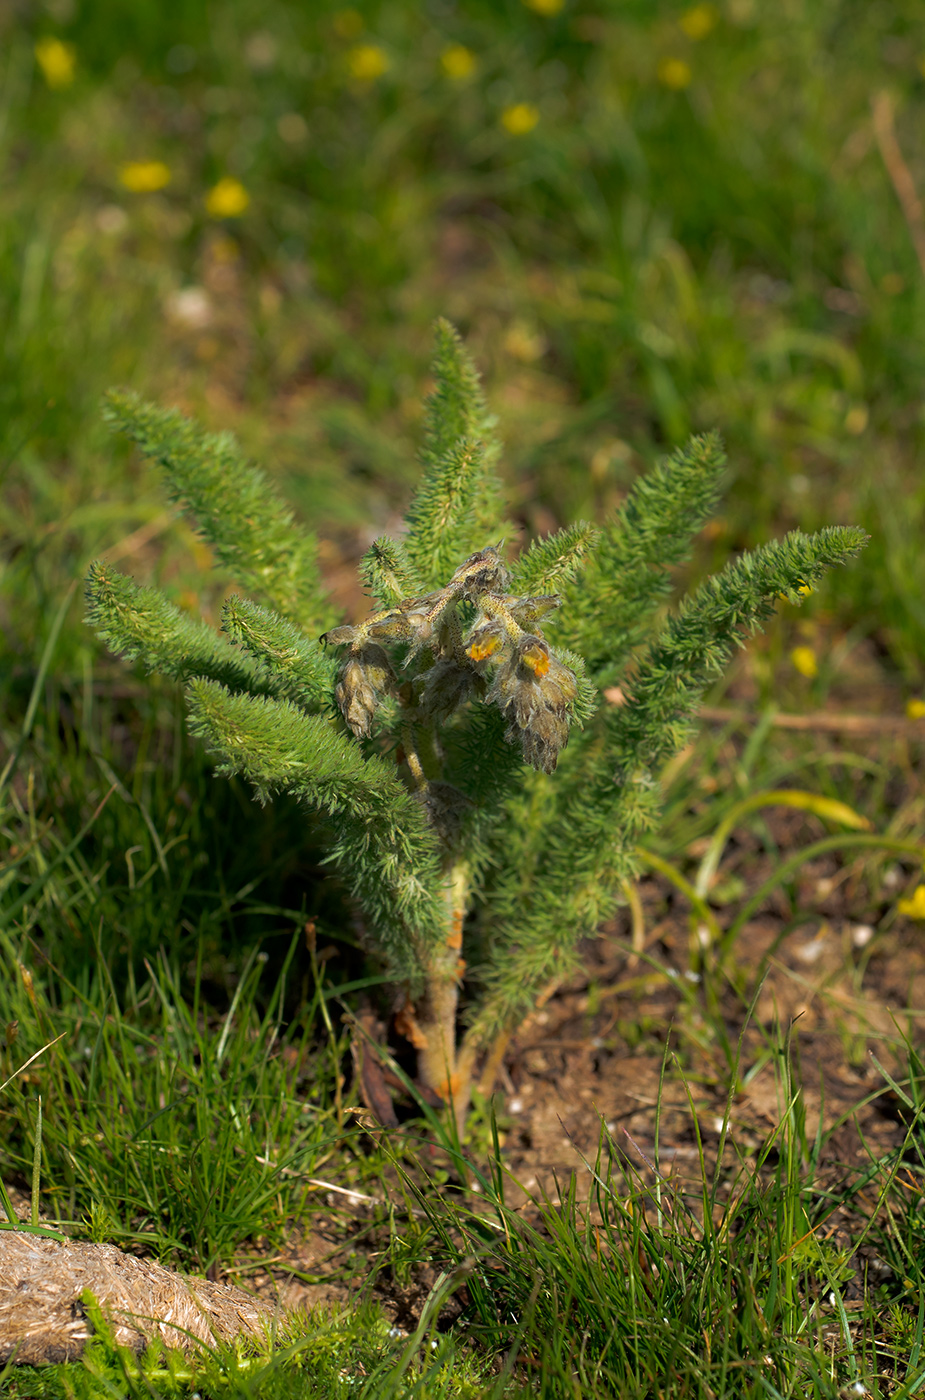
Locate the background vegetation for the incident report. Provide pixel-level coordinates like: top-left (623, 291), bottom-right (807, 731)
top-left (3, 1), bottom-right (925, 1394)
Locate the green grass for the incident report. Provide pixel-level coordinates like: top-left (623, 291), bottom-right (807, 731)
top-left (0, 1302), bottom-right (496, 1398)
top-left (7, 959), bottom-right (925, 1397)
top-left (411, 1049), bottom-right (925, 1398)
top-left (5, 0), bottom-right (925, 674)
top-left (4, 0), bottom-right (925, 1394)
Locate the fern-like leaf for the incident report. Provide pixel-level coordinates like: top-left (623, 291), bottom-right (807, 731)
top-left (560, 432), bottom-right (728, 681)
top-left (85, 561), bottom-right (266, 693)
top-left (468, 522), bottom-right (868, 1047)
top-left (508, 521), bottom-right (600, 599)
top-left (103, 390), bottom-right (334, 630)
top-left (222, 596), bottom-right (337, 714)
top-left (403, 321), bottom-right (512, 587)
top-left (359, 536), bottom-right (423, 609)
top-left (403, 437), bottom-right (492, 588)
top-left (608, 525), bottom-right (869, 776)
top-left (186, 681), bottom-right (445, 981)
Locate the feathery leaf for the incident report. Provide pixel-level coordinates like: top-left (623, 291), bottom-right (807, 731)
top-left (608, 525), bottom-right (870, 776)
top-left (469, 522), bottom-right (868, 1047)
top-left (403, 321), bottom-right (512, 587)
top-left (420, 318), bottom-right (498, 470)
top-left (560, 432), bottom-right (728, 679)
top-left (359, 536), bottom-right (423, 609)
top-left (103, 390), bottom-right (333, 630)
top-left (85, 561), bottom-right (267, 693)
top-left (509, 521), bottom-right (600, 598)
top-left (186, 681), bottom-right (445, 980)
top-left (403, 437), bottom-right (491, 588)
top-left (222, 596), bottom-right (337, 714)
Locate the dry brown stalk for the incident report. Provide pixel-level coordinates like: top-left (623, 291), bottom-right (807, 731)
top-left (871, 90), bottom-right (925, 281)
top-left (696, 705), bottom-right (925, 736)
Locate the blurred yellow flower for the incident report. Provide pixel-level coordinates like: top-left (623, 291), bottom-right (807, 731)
top-left (790, 645), bottom-right (818, 679)
top-left (504, 322), bottom-right (547, 362)
top-left (906, 698), bottom-right (925, 720)
top-left (441, 45), bottom-right (476, 80)
top-left (35, 37), bottom-right (76, 89)
top-left (119, 161), bottom-right (171, 193)
top-left (657, 57), bottom-right (693, 89)
top-left (522, 0), bottom-right (565, 13)
top-left (898, 885), bottom-right (925, 919)
top-left (501, 103), bottom-right (539, 135)
top-left (680, 4), bottom-right (718, 39)
top-left (777, 583), bottom-right (812, 602)
top-left (348, 44), bottom-right (389, 81)
top-left (333, 9), bottom-right (364, 39)
top-left (844, 404), bottom-right (868, 435)
top-left (205, 177), bottom-right (250, 218)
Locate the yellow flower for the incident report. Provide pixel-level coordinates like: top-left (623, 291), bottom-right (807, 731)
top-left (657, 57), bottom-right (692, 89)
top-left (844, 404), bottom-right (868, 435)
top-left (501, 103), bottom-right (540, 135)
top-left (680, 4), bottom-right (718, 39)
top-left (504, 322), bottom-right (546, 362)
top-left (205, 177), bottom-right (250, 218)
top-left (522, 0), bottom-right (565, 13)
top-left (119, 161), bottom-right (172, 193)
top-left (898, 885), bottom-right (925, 920)
top-left (777, 583), bottom-right (811, 602)
top-left (441, 45), bottom-right (476, 80)
top-left (347, 44), bottom-right (389, 81)
top-left (790, 646), bottom-right (818, 680)
top-left (906, 698), bottom-right (925, 720)
top-left (35, 37), bottom-right (76, 89)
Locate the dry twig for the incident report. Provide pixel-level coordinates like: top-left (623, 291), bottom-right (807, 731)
top-left (872, 90), bottom-right (925, 280)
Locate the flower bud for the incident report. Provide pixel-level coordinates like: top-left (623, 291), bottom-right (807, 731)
top-left (418, 657), bottom-right (481, 721)
top-left (488, 638), bottom-right (578, 773)
top-left (401, 588), bottom-right (455, 659)
top-left (335, 643), bottom-right (395, 738)
top-left (448, 545), bottom-right (508, 600)
top-left (465, 620), bottom-right (505, 667)
top-left (521, 710), bottom-right (570, 775)
top-left (320, 624), bottom-right (359, 647)
top-left (506, 594), bottom-right (561, 628)
top-left (365, 609), bottom-right (412, 642)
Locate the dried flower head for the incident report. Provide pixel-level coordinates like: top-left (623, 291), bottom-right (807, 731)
top-left (321, 547), bottom-right (579, 771)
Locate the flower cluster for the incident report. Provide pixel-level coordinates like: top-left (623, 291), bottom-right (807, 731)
top-left (321, 546), bottom-right (579, 774)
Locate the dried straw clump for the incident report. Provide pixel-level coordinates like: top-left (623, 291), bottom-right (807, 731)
top-left (0, 1230), bottom-right (277, 1364)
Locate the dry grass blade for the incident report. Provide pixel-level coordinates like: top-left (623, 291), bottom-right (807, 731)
top-left (697, 704), bottom-right (925, 736)
top-left (871, 89), bottom-right (925, 281)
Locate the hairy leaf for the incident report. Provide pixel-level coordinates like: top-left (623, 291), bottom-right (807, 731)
top-left (103, 390), bottom-right (334, 630)
top-left (186, 681), bottom-right (445, 981)
top-left (85, 561), bottom-right (266, 693)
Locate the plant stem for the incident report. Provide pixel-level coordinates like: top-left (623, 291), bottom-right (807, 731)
top-left (415, 863), bottom-right (468, 1114)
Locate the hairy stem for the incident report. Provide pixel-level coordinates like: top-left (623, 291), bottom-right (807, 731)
top-left (414, 863), bottom-right (468, 1112)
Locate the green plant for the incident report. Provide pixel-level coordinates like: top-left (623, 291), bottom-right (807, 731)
top-left (84, 320), bottom-right (866, 1125)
